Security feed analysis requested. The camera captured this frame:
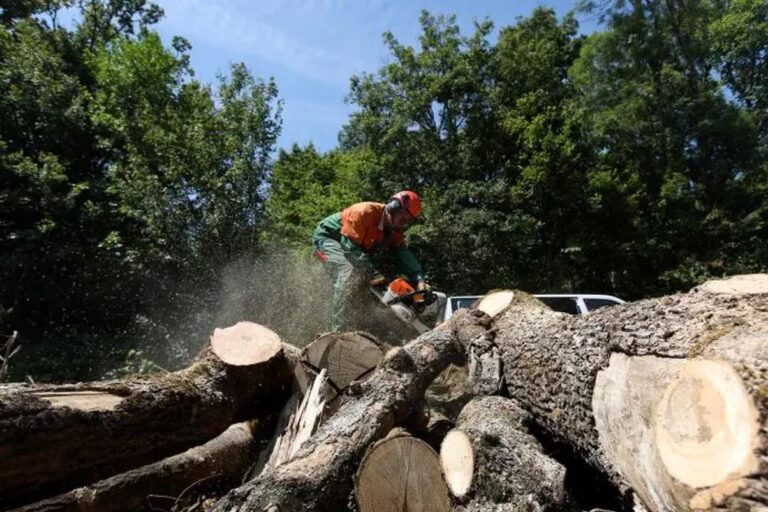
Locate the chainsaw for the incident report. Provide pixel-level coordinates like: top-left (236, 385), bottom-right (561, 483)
top-left (369, 277), bottom-right (439, 334)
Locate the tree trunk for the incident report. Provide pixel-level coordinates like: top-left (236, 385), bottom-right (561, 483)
top-left (301, 331), bottom-right (384, 394)
top-left (210, 323), bottom-right (474, 512)
top-left (16, 421), bottom-right (267, 512)
top-left (356, 428), bottom-right (450, 512)
top-left (261, 370), bottom-right (332, 472)
top-left (457, 275), bottom-right (768, 511)
top-left (443, 396), bottom-right (566, 511)
top-left (0, 322), bottom-right (292, 508)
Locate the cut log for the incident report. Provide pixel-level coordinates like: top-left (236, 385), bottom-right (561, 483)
top-left (475, 290), bottom-right (515, 317)
top-left (210, 325), bottom-right (470, 511)
top-left (301, 331), bottom-right (384, 392)
top-left (16, 421), bottom-right (266, 512)
top-left (445, 396), bottom-right (566, 510)
top-left (440, 429), bottom-right (473, 498)
top-left (262, 370), bottom-right (332, 472)
top-left (210, 322), bottom-right (282, 366)
top-left (0, 321), bottom-right (291, 507)
top-left (246, 333), bottom-right (384, 483)
top-left (454, 275), bottom-right (768, 511)
top-left (356, 429), bottom-right (450, 512)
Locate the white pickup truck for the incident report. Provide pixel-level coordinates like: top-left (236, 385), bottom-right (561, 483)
top-left (437, 293), bottom-right (625, 323)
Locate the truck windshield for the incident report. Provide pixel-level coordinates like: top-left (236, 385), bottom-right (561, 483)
top-left (583, 298), bottom-right (621, 311)
top-left (450, 297), bottom-right (479, 310)
top-left (537, 297), bottom-right (580, 315)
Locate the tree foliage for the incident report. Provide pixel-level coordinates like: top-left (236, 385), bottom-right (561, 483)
top-left (266, 144), bottom-right (377, 245)
top-left (0, 0), bottom-right (281, 378)
top-left (320, 5), bottom-right (767, 296)
top-left (1, 1), bottom-right (766, 379)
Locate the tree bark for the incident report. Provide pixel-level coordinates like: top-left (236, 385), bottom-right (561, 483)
top-left (16, 421), bottom-right (267, 512)
top-left (444, 396), bottom-right (566, 511)
top-left (457, 275), bottom-right (768, 511)
top-left (0, 322), bottom-right (292, 508)
top-left (210, 324), bottom-right (472, 512)
top-left (10, 275), bottom-right (766, 512)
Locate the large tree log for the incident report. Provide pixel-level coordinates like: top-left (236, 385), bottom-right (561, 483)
top-left (261, 370), bottom-right (332, 472)
top-left (442, 396), bottom-right (566, 511)
top-left (301, 331), bottom-right (384, 393)
top-left (249, 332), bottom-right (386, 480)
top-left (0, 321), bottom-right (292, 508)
top-left (460, 275), bottom-right (768, 511)
top-left (356, 428), bottom-right (450, 512)
top-left (17, 420), bottom-right (268, 512)
top-left (209, 319), bottom-right (480, 511)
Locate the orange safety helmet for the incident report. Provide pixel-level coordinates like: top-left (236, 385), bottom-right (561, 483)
top-left (391, 190), bottom-right (421, 218)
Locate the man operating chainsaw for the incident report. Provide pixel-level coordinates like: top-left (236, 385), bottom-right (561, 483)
top-left (313, 190), bottom-right (428, 332)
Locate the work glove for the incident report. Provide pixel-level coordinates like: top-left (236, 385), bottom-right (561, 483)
top-left (369, 274), bottom-right (387, 287)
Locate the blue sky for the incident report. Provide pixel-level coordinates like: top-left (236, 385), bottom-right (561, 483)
top-left (151, 0), bottom-right (598, 152)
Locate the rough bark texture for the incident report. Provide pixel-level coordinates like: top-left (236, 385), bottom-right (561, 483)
top-left (210, 326), bottom-right (468, 512)
top-left (17, 421), bottom-right (265, 512)
top-left (462, 280), bottom-right (768, 511)
top-left (0, 327), bottom-right (292, 508)
top-left (7, 278), bottom-right (766, 512)
top-left (450, 396), bottom-right (566, 511)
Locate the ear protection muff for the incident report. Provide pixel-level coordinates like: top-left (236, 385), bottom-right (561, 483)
top-left (385, 199), bottom-right (402, 213)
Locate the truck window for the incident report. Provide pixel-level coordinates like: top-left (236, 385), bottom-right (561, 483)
top-left (450, 297), bottom-right (479, 311)
top-left (537, 297), bottom-right (579, 315)
top-left (583, 298), bottom-right (621, 312)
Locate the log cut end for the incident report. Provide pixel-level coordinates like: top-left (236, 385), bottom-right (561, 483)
top-left (654, 359), bottom-right (760, 489)
top-left (356, 433), bottom-right (450, 512)
top-left (594, 353), bottom-right (762, 511)
top-left (302, 332), bottom-right (384, 390)
top-left (475, 291), bottom-right (514, 318)
top-left (440, 429), bottom-right (474, 498)
top-left (694, 273), bottom-right (768, 295)
top-left (34, 391), bottom-right (124, 412)
top-left (211, 321), bottom-right (282, 366)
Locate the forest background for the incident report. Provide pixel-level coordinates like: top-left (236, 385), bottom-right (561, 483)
top-left (1, 0), bottom-right (766, 380)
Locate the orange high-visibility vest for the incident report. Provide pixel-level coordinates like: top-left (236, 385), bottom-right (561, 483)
top-left (340, 202), bottom-right (405, 252)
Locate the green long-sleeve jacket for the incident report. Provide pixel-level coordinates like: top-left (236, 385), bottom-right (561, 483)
top-left (313, 203), bottom-right (423, 284)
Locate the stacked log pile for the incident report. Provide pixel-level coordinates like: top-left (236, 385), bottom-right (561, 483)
top-left (0, 322), bottom-right (290, 509)
top-left (1, 274), bottom-right (766, 512)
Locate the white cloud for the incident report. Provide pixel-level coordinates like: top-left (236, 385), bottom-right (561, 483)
top-left (159, 0), bottom-right (369, 87)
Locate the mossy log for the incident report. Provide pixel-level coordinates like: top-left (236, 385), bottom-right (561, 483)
top-left (16, 421), bottom-right (267, 512)
top-left (460, 274), bottom-right (768, 511)
top-left (209, 320), bottom-right (480, 512)
top-left (443, 396), bottom-right (566, 511)
top-left (0, 322), bottom-right (292, 508)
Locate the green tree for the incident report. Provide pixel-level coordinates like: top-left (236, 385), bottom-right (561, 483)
top-left (0, 0), bottom-right (282, 378)
top-left (491, 9), bottom-right (593, 291)
top-left (344, 12), bottom-right (513, 292)
top-left (344, 10), bottom-right (591, 293)
top-left (85, 34), bottom-right (282, 361)
top-left (266, 144), bottom-right (378, 245)
top-left (573, 0), bottom-right (764, 295)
